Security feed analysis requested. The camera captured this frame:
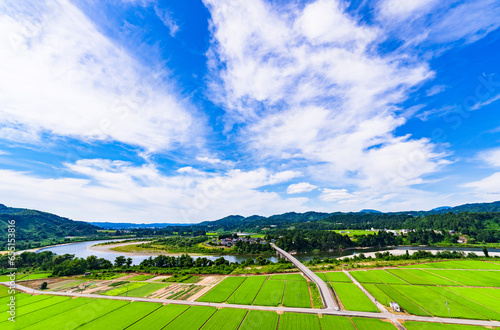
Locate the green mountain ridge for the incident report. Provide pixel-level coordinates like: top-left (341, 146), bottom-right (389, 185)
top-left (0, 204), bottom-right (99, 248)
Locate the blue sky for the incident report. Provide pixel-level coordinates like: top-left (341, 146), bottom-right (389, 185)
top-left (0, 0), bottom-right (500, 223)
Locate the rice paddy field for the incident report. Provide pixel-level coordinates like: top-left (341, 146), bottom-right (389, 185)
top-left (331, 282), bottom-right (380, 312)
top-left (127, 274), bottom-right (156, 281)
top-left (0, 286), bottom-right (497, 330)
top-left (0, 272), bottom-right (52, 282)
top-left (197, 274), bottom-right (315, 307)
top-left (101, 282), bottom-right (147, 296)
top-left (357, 261), bottom-right (500, 321)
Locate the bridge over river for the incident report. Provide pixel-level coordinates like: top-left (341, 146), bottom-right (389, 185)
top-left (270, 243), bottom-right (340, 310)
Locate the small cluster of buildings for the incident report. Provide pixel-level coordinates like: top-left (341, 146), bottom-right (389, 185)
top-left (212, 236), bottom-right (275, 247)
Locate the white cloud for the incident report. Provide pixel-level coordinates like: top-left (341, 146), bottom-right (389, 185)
top-left (296, 0), bottom-right (377, 48)
top-left (378, 0), bottom-right (437, 19)
top-left (154, 6), bottom-right (180, 37)
top-left (287, 182), bottom-right (317, 194)
top-left (0, 0), bottom-right (200, 151)
top-left (0, 159), bottom-right (308, 222)
top-left (470, 93), bottom-right (500, 111)
top-left (478, 148), bottom-right (500, 168)
top-left (462, 172), bottom-right (500, 195)
top-left (320, 188), bottom-right (353, 201)
top-left (203, 0), bottom-right (444, 200)
top-left (376, 0), bottom-right (500, 46)
top-left (196, 156), bottom-right (234, 167)
top-left (429, 0), bottom-right (500, 44)
top-left (426, 84), bottom-right (446, 96)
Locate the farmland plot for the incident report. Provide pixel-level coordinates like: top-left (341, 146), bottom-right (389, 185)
top-left (127, 274), bottom-right (155, 281)
top-left (101, 282), bottom-right (146, 296)
top-left (198, 276), bottom-right (246, 303)
top-left (0, 294), bottom-right (52, 312)
top-left (127, 304), bottom-right (190, 330)
top-left (252, 280), bottom-right (286, 306)
top-left (78, 301), bottom-right (161, 330)
top-left (163, 306), bottom-right (217, 330)
top-left (239, 310), bottom-right (279, 330)
top-left (319, 315), bottom-right (355, 329)
top-left (326, 271), bottom-right (352, 282)
top-left (278, 312), bottom-right (320, 330)
top-left (445, 287), bottom-right (500, 314)
top-left (386, 269), bottom-right (434, 285)
top-left (428, 286), bottom-right (500, 320)
top-left (0, 297), bottom-right (94, 330)
top-left (350, 271), bottom-right (384, 283)
top-left (393, 285), bottom-right (486, 319)
top-left (270, 274), bottom-right (306, 281)
top-left (282, 280), bottom-right (311, 308)
top-left (363, 284), bottom-right (394, 307)
top-left (1, 296), bottom-right (69, 321)
top-left (426, 270), bottom-right (490, 287)
top-left (351, 317), bottom-right (396, 330)
top-left (124, 283), bottom-right (169, 297)
top-left (375, 284), bottom-right (430, 316)
top-left (406, 269), bottom-right (463, 286)
top-left (331, 282), bottom-right (379, 312)
top-left (22, 298), bottom-right (129, 330)
top-left (404, 260), bottom-right (500, 270)
top-left (367, 270), bottom-right (407, 284)
top-left (227, 275), bottom-right (266, 305)
top-left (201, 308), bottom-right (247, 330)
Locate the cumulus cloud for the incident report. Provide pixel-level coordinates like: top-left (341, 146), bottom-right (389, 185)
top-left (0, 159), bottom-right (308, 222)
top-left (287, 182), bottom-right (317, 194)
top-left (204, 0), bottom-right (445, 198)
top-left (0, 0), bottom-right (200, 151)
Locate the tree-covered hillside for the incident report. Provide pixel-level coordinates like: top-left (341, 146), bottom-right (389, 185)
top-left (0, 204), bottom-right (99, 250)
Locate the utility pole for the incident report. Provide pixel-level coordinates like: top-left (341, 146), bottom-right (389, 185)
top-left (445, 300), bottom-right (451, 318)
top-left (297, 294), bottom-right (300, 307)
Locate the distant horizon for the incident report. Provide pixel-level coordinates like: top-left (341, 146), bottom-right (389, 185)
top-left (5, 200), bottom-right (500, 225)
top-left (1, 0), bottom-right (500, 223)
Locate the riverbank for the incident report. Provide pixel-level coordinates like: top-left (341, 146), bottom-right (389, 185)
top-left (87, 241), bottom-right (206, 257)
top-left (339, 248), bottom-right (500, 259)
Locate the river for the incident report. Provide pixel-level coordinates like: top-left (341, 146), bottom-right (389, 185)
top-left (36, 240), bottom-right (500, 265)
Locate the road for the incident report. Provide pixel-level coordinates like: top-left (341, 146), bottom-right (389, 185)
top-left (6, 283), bottom-right (500, 328)
top-left (270, 243), bottom-right (339, 310)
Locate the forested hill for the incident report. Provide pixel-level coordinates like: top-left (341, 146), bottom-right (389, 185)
top-left (195, 201), bottom-right (500, 231)
top-left (0, 204), bottom-right (99, 243)
top-left (198, 212), bottom-right (331, 230)
top-left (445, 201), bottom-right (500, 213)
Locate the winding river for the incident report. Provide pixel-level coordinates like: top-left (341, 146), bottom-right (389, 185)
top-left (36, 239), bottom-right (500, 265)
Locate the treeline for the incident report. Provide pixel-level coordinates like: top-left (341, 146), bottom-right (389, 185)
top-left (293, 212), bottom-right (500, 244)
top-left (0, 251), bottom-right (274, 277)
top-left (233, 241), bottom-right (273, 254)
top-left (270, 230), bottom-right (354, 252)
top-left (0, 251), bottom-right (112, 276)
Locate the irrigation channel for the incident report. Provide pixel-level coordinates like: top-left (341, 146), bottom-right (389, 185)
top-left (35, 239), bottom-right (500, 265)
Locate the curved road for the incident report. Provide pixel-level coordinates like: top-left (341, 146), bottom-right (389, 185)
top-left (6, 283), bottom-right (500, 328)
top-left (271, 243), bottom-right (339, 310)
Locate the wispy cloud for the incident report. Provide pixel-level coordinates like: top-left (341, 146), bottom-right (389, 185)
top-left (478, 148), bottom-right (500, 168)
top-left (320, 188), bottom-right (353, 201)
top-left (0, 0), bottom-right (200, 152)
top-left (154, 6), bottom-right (180, 37)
